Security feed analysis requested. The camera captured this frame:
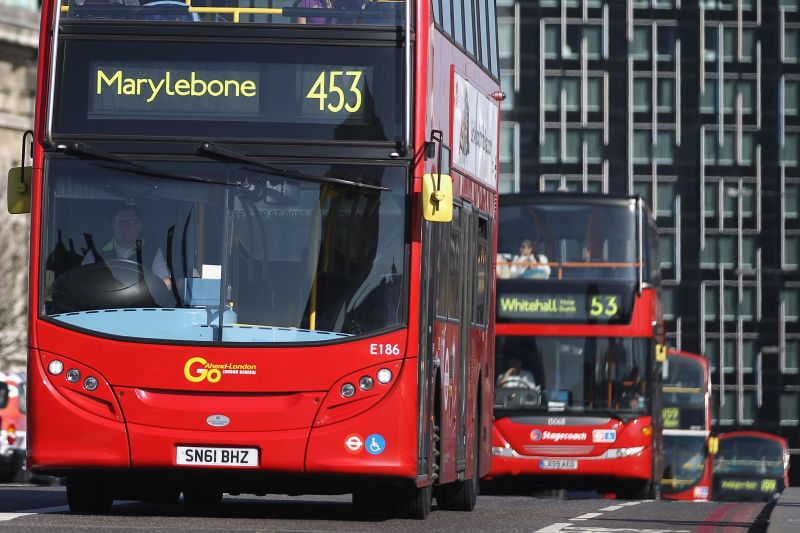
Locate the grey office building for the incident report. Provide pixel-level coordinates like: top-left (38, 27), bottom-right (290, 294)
top-left (497, 0), bottom-right (800, 481)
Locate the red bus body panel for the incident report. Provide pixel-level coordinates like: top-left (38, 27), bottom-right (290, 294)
top-left (661, 350), bottom-right (712, 501)
top-left (25, 0), bottom-right (500, 495)
top-left (488, 285), bottom-right (660, 486)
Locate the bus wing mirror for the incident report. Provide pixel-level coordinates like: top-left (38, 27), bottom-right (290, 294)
top-left (0, 382), bottom-right (8, 408)
top-left (655, 343), bottom-right (667, 363)
top-left (422, 173), bottom-right (453, 223)
top-left (708, 436), bottom-right (719, 455)
top-left (7, 166), bottom-right (32, 214)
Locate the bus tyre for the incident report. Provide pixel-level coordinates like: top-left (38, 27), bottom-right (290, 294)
top-left (617, 480), bottom-right (656, 500)
top-left (143, 487), bottom-right (181, 504)
top-left (436, 413), bottom-right (480, 511)
top-left (66, 477), bottom-right (113, 514)
top-left (352, 485), bottom-right (385, 511)
top-left (391, 482), bottom-right (432, 519)
top-left (436, 473), bottom-right (478, 511)
top-left (182, 488), bottom-right (223, 507)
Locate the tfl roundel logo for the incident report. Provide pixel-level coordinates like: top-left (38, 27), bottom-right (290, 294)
top-left (530, 429), bottom-right (543, 441)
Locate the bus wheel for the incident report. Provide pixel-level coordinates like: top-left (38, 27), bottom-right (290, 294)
top-left (391, 482), bottom-right (432, 519)
top-left (616, 480), bottom-right (656, 500)
top-left (352, 484), bottom-right (385, 511)
top-left (66, 477), bottom-right (113, 514)
top-left (182, 488), bottom-right (223, 507)
top-left (436, 412), bottom-right (479, 511)
top-left (143, 487), bottom-right (181, 504)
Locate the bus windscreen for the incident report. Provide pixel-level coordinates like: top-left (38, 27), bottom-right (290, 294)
top-left (662, 435), bottom-right (707, 494)
top-left (61, 0), bottom-right (405, 26)
top-left (662, 356), bottom-right (706, 431)
top-left (54, 40), bottom-right (402, 142)
top-left (497, 200), bottom-right (639, 282)
top-left (40, 158), bottom-right (407, 344)
top-left (494, 335), bottom-right (651, 415)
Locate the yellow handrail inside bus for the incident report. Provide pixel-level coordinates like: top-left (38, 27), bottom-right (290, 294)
top-left (496, 256), bottom-right (641, 280)
top-left (61, 0), bottom-right (401, 21)
top-left (663, 386), bottom-right (703, 394)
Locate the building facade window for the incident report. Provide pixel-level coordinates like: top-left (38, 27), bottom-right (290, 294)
top-left (704, 285), bottom-right (720, 319)
top-left (634, 78), bottom-right (650, 112)
top-left (780, 392), bottom-right (799, 426)
top-left (782, 132), bottom-right (799, 165)
top-left (786, 339), bottom-right (799, 374)
top-left (541, 129), bottom-right (559, 163)
top-left (632, 26), bottom-right (651, 60)
top-left (659, 233), bottom-right (674, 269)
top-left (786, 183), bottom-right (799, 218)
top-left (782, 289), bottom-right (799, 321)
top-left (786, 235), bottom-right (800, 269)
top-left (785, 28), bottom-right (799, 63)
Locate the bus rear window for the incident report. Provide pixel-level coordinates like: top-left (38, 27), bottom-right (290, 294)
top-left (61, 0), bottom-right (405, 26)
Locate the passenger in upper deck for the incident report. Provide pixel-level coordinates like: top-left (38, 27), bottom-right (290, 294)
top-left (509, 239), bottom-right (550, 279)
top-left (295, 0), bottom-right (363, 24)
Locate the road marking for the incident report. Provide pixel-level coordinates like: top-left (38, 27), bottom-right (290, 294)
top-left (0, 513), bottom-right (33, 522)
top-left (600, 505), bottom-right (625, 511)
top-left (571, 513), bottom-right (604, 521)
top-left (536, 525), bottom-right (690, 533)
top-left (536, 524), bottom-right (574, 532)
top-left (0, 505), bottom-right (69, 522)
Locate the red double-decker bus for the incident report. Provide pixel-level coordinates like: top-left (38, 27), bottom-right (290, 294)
top-left (7, 0), bottom-right (501, 518)
top-left (713, 431), bottom-right (790, 501)
top-left (486, 193), bottom-right (665, 499)
top-left (660, 349), bottom-right (714, 501)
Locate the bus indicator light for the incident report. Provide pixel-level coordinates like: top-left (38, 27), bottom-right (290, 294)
top-left (83, 376), bottom-right (98, 391)
top-left (376, 368), bottom-right (392, 384)
top-left (340, 383), bottom-right (356, 398)
top-left (359, 376), bottom-right (374, 391)
top-left (65, 368), bottom-right (81, 383)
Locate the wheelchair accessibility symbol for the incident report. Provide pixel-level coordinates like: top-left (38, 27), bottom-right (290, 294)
top-left (366, 434), bottom-right (386, 455)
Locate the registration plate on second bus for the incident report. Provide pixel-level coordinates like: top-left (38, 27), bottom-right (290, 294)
top-left (176, 446), bottom-right (259, 467)
top-left (539, 459), bottom-right (578, 470)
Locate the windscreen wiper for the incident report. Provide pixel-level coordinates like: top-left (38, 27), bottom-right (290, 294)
top-left (197, 141), bottom-right (389, 192)
top-left (60, 142), bottom-right (213, 185)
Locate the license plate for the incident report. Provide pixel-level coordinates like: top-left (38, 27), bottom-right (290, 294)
top-left (540, 459), bottom-right (578, 470)
top-left (176, 446), bottom-right (258, 467)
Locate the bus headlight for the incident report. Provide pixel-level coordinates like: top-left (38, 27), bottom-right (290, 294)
top-left (376, 368), bottom-right (393, 384)
top-left (48, 359), bottom-right (64, 376)
top-left (607, 446), bottom-right (645, 458)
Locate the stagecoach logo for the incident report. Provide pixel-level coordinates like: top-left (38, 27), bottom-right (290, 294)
top-left (531, 430), bottom-right (589, 443)
top-left (206, 414), bottom-right (231, 428)
top-left (183, 356), bottom-right (258, 384)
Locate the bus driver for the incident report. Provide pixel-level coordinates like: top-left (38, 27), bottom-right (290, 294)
top-left (82, 204), bottom-right (172, 288)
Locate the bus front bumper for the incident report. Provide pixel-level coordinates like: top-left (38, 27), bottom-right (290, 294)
top-left (488, 444), bottom-right (652, 480)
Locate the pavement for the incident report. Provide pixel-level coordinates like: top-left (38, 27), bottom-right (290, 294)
top-left (767, 487), bottom-right (800, 533)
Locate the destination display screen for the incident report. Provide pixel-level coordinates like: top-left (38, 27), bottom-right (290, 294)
top-left (55, 40), bottom-right (402, 142)
top-left (495, 281), bottom-right (635, 324)
top-left (662, 406), bottom-right (707, 431)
